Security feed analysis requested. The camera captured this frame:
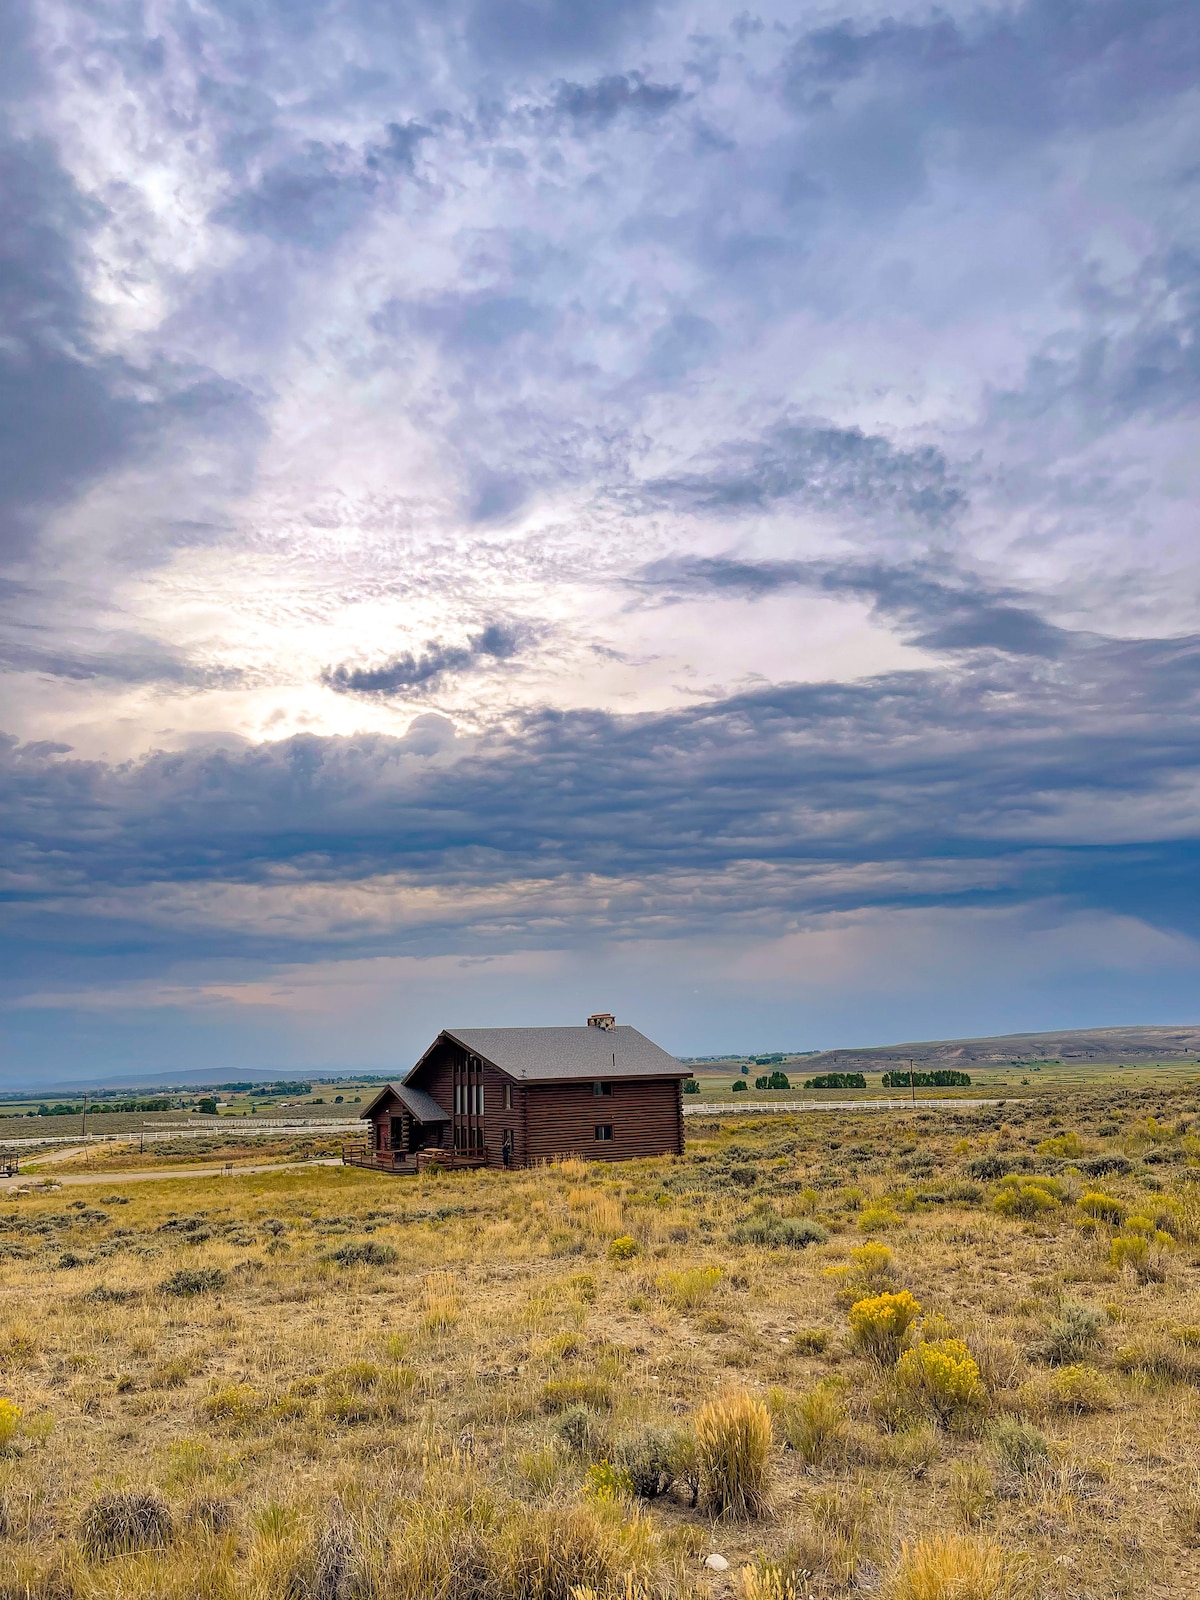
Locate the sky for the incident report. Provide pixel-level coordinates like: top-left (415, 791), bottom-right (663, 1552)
top-left (2, 0), bottom-right (1200, 1086)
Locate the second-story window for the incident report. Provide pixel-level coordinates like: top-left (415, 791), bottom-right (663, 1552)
top-left (593, 1082), bottom-right (612, 1097)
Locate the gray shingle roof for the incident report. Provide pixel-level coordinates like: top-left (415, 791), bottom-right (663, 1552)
top-left (409, 1025), bottom-right (687, 1083)
top-left (359, 1082), bottom-right (450, 1122)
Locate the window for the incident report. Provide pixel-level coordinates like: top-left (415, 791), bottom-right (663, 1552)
top-left (593, 1082), bottom-right (612, 1097)
top-left (594, 1124), bottom-right (613, 1142)
top-left (503, 1083), bottom-right (513, 1111)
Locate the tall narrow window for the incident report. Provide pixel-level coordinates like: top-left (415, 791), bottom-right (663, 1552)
top-left (503, 1083), bottom-right (513, 1111)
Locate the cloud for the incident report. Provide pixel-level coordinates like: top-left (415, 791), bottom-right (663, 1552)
top-left (783, 0), bottom-right (1200, 146)
top-left (553, 73), bottom-right (685, 128)
top-left (215, 120), bottom-right (433, 249)
top-left (997, 248), bottom-right (1200, 430)
top-left (0, 120), bottom-right (261, 567)
top-left (637, 556), bottom-right (1072, 657)
top-left (321, 623), bottom-right (525, 696)
top-left (642, 420), bottom-right (966, 527)
top-left (6, 620), bottom-right (1200, 992)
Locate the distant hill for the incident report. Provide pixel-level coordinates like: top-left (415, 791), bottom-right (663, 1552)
top-left (786, 1024), bottom-right (1200, 1073)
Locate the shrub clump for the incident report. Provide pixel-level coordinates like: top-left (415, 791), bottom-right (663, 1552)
top-left (695, 1389), bottom-right (772, 1518)
top-left (1038, 1364), bottom-right (1116, 1415)
top-left (729, 1216), bottom-right (828, 1250)
top-left (160, 1267), bottom-right (227, 1298)
top-left (80, 1489), bottom-right (173, 1559)
top-left (848, 1291), bottom-right (921, 1362)
top-left (893, 1339), bottom-right (987, 1428)
top-left (615, 1428), bottom-right (677, 1498)
top-left (1111, 1220), bottom-right (1174, 1283)
top-left (1028, 1304), bottom-right (1103, 1366)
top-left (992, 1176), bottom-right (1063, 1220)
top-left (990, 1418), bottom-right (1049, 1477)
top-left (326, 1240), bottom-right (399, 1267)
top-left (607, 1236), bottom-right (639, 1261)
top-left (1077, 1191), bottom-right (1127, 1225)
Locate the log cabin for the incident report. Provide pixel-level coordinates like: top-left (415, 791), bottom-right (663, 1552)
top-left (348, 1015), bottom-right (691, 1172)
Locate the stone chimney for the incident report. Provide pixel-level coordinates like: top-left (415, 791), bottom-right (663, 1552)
top-left (587, 1012), bottom-right (616, 1031)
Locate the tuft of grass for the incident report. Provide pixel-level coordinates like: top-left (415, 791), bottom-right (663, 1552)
top-left (695, 1389), bottom-right (772, 1519)
top-left (1172, 1476), bottom-right (1200, 1547)
top-left (949, 1460), bottom-right (995, 1529)
top-left (890, 1534), bottom-right (1012, 1600)
top-left (659, 1265), bottom-right (723, 1311)
top-left (771, 1384), bottom-right (846, 1465)
top-left (79, 1488), bottom-right (173, 1559)
top-left (422, 1271), bottom-right (462, 1332)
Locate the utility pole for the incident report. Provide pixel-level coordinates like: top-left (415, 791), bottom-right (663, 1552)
top-left (81, 1092), bottom-right (88, 1138)
top-left (909, 1059), bottom-right (916, 1105)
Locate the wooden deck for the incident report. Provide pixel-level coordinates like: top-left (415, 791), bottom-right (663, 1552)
top-left (341, 1144), bottom-right (489, 1175)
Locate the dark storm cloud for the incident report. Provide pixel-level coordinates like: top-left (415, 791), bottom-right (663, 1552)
top-left (321, 623), bottom-right (524, 696)
top-left (639, 556), bottom-right (1072, 658)
top-left (643, 420), bottom-right (966, 527)
top-left (5, 629), bottom-right (1200, 975)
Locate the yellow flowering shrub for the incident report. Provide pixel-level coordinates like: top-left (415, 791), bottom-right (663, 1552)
top-left (0, 1397), bottom-right (21, 1450)
top-left (848, 1290), bottom-right (921, 1361)
top-left (849, 1243), bottom-right (893, 1288)
top-left (1077, 1191), bottom-right (1127, 1225)
top-left (1037, 1131), bottom-right (1087, 1158)
top-left (894, 1339), bottom-right (986, 1426)
top-left (992, 1176), bottom-right (1063, 1220)
top-left (858, 1205), bottom-right (901, 1234)
top-left (1111, 1227), bottom-right (1174, 1283)
top-left (1045, 1364), bottom-right (1115, 1414)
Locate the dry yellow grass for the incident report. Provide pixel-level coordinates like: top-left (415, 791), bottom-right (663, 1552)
top-left (1, 1084), bottom-right (1200, 1596)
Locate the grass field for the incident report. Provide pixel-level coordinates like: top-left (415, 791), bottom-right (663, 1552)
top-left (3, 1083), bottom-right (1200, 1598)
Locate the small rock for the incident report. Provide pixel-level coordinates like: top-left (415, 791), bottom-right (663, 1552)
top-left (704, 1554), bottom-right (730, 1572)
